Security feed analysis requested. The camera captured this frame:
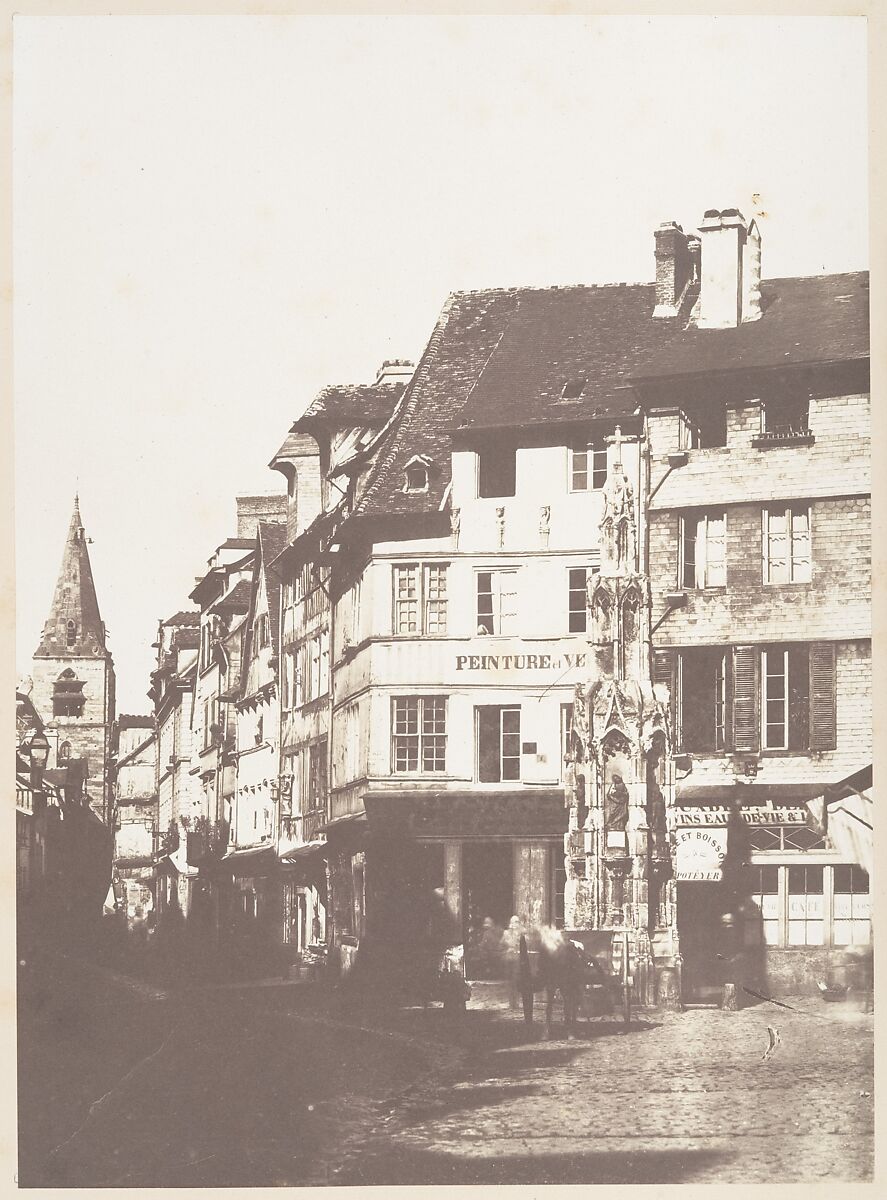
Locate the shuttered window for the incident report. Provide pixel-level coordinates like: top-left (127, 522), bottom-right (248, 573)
top-left (652, 648), bottom-right (677, 739)
top-left (732, 645), bottom-right (759, 753)
top-left (809, 642), bottom-right (837, 751)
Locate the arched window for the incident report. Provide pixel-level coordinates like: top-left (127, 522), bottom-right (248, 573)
top-left (53, 669), bottom-right (85, 718)
top-left (66, 620), bottom-right (77, 647)
top-left (59, 741), bottom-right (72, 761)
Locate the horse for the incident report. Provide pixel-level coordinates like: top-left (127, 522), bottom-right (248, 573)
top-left (519, 927), bottom-right (588, 1039)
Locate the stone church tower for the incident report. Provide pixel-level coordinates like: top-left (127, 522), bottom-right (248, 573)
top-left (564, 428), bottom-right (678, 1004)
top-left (31, 497), bottom-right (116, 823)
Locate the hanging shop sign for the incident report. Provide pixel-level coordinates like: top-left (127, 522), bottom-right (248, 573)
top-left (672, 806), bottom-right (807, 827)
top-left (674, 826), bottom-right (729, 882)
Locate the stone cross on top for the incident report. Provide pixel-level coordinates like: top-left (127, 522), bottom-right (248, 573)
top-left (605, 424), bottom-right (627, 466)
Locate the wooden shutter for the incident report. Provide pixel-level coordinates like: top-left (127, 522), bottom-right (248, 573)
top-left (731, 645), bottom-right (760, 753)
top-left (809, 642), bottom-right (837, 751)
top-left (652, 648), bottom-right (677, 739)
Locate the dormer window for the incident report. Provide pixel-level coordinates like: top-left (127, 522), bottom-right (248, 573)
top-left (561, 379), bottom-right (586, 400)
top-left (403, 455), bottom-right (432, 494)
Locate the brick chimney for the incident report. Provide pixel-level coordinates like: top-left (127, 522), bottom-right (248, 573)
top-left (653, 222), bottom-right (696, 318)
top-left (695, 208), bottom-right (762, 328)
top-left (374, 359), bottom-right (414, 386)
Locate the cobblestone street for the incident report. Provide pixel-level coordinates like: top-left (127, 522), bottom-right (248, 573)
top-left (337, 987), bottom-right (875, 1187)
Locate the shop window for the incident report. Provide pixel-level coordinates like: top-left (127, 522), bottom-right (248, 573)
top-left (748, 824), bottom-right (826, 853)
top-left (393, 563), bottom-right (448, 635)
top-left (568, 568), bottom-right (592, 633)
top-left (743, 864), bottom-right (779, 946)
top-left (53, 670), bottom-right (85, 718)
top-left (569, 442), bottom-right (608, 492)
top-left (392, 697), bottom-right (447, 774)
top-left (477, 705), bottom-right (521, 782)
top-left (478, 445), bottom-right (516, 498)
top-left (833, 865), bottom-right (870, 946)
top-left (787, 864), bottom-right (824, 946)
top-left (678, 648), bottom-right (729, 753)
top-left (476, 570), bottom-right (518, 635)
top-left (680, 511), bottom-right (726, 589)
top-left (763, 645), bottom-right (809, 751)
top-left (763, 505), bottom-right (811, 584)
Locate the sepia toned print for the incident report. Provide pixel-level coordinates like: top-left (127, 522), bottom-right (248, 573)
top-left (15, 15), bottom-right (872, 1190)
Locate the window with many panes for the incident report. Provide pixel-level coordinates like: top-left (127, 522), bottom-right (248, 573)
top-left (787, 864), bottom-right (824, 945)
top-left (392, 697), bottom-right (447, 773)
top-left (568, 568), bottom-right (591, 633)
top-left (678, 648), bottom-right (728, 752)
top-left (762, 645), bottom-right (809, 750)
top-left (570, 442), bottom-right (608, 492)
top-left (763, 505), bottom-right (811, 584)
top-left (832, 865), bottom-right (870, 946)
top-left (393, 564), bottom-right (448, 635)
top-left (477, 570), bottom-right (518, 635)
top-left (307, 739), bottom-right (328, 811)
top-left (296, 630), bottom-right (329, 707)
top-left (680, 511), bottom-right (726, 589)
top-left (743, 864), bottom-right (780, 946)
top-left (476, 706), bottom-right (521, 782)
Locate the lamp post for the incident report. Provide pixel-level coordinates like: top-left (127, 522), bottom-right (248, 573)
top-left (26, 731), bottom-right (50, 791)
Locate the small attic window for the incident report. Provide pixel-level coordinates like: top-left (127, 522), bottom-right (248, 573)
top-left (403, 456), bottom-right (431, 494)
top-left (562, 379), bottom-right (586, 400)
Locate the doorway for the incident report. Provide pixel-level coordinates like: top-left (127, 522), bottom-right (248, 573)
top-left (677, 882), bottom-right (726, 1003)
top-left (463, 841), bottom-right (514, 978)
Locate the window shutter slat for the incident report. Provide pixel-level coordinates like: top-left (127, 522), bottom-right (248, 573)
top-left (652, 648), bottom-right (677, 739)
top-left (732, 645), bottom-right (759, 753)
top-left (809, 642), bottom-right (837, 751)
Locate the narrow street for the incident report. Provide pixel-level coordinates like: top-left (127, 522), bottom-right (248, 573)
top-left (18, 953), bottom-right (873, 1187)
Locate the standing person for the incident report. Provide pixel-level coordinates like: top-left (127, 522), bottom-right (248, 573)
top-left (503, 915), bottom-right (525, 1009)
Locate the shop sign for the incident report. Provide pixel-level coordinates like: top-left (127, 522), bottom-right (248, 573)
top-left (673, 806), bottom-right (807, 827)
top-left (455, 652), bottom-right (587, 672)
top-left (674, 826), bottom-right (728, 882)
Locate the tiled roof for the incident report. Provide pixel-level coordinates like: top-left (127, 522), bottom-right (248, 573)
top-left (257, 521), bottom-right (287, 657)
top-left (352, 271), bottom-right (868, 519)
top-left (633, 272), bottom-right (869, 379)
top-left (165, 611), bottom-right (200, 627)
top-left (210, 578), bottom-right (252, 613)
top-left (296, 382), bottom-right (404, 429)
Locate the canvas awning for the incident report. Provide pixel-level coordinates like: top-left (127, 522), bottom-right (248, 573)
top-left (806, 765), bottom-right (872, 877)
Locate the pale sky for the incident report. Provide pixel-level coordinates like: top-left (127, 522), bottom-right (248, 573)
top-left (14, 15), bottom-right (868, 712)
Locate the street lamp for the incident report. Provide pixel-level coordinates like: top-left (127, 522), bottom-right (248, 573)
top-left (27, 731), bottom-right (50, 789)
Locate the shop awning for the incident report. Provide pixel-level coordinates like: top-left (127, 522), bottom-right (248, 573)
top-left (279, 838), bottom-right (326, 863)
top-left (364, 789), bottom-right (567, 839)
top-left (675, 782), bottom-right (826, 805)
top-left (806, 765), bottom-right (872, 877)
top-left (220, 844), bottom-right (277, 877)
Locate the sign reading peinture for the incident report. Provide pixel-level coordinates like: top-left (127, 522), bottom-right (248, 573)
top-left (456, 652), bottom-right (587, 671)
top-left (674, 826), bottom-right (728, 882)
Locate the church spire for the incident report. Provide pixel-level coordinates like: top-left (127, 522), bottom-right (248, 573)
top-left (35, 496), bottom-right (107, 657)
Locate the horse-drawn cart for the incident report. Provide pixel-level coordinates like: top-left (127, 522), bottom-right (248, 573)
top-left (518, 928), bottom-right (630, 1037)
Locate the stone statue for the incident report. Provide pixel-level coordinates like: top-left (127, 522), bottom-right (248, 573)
top-left (599, 466), bottom-right (636, 574)
top-left (450, 506), bottom-right (461, 548)
top-left (539, 506), bottom-right (550, 547)
top-left (571, 682), bottom-right (589, 748)
top-left (604, 773), bottom-right (630, 833)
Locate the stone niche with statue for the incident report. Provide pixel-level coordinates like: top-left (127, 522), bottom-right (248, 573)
top-left (563, 428), bottom-right (679, 1005)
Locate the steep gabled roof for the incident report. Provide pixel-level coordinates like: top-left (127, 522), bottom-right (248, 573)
top-left (634, 272), bottom-right (869, 380)
top-left (35, 496), bottom-right (109, 658)
top-left (352, 270), bottom-right (869, 520)
top-left (257, 521), bottom-right (287, 657)
top-left (296, 382), bottom-right (404, 430)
